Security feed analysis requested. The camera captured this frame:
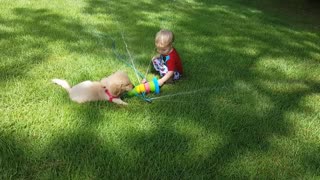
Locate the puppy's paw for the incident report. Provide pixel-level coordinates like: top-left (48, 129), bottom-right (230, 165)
top-left (112, 98), bottom-right (128, 105)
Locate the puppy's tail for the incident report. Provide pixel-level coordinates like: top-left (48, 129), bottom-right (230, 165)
top-left (52, 79), bottom-right (71, 92)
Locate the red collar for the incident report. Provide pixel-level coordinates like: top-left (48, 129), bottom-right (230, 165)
top-left (105, 89), bottom-right (118, 102)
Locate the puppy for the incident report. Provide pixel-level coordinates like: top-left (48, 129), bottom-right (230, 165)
top-left (52, 71), bottom-right (133, 105)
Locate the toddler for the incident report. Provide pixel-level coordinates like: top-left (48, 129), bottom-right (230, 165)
top-left (144, 29), bottom-right (183, 86)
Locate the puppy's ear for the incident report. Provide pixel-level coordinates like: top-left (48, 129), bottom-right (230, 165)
top-left (109, 83), bottom-right (122, 97)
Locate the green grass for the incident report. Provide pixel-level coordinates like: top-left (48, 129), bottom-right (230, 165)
top-left (1, 0), bottom-right (320, 179)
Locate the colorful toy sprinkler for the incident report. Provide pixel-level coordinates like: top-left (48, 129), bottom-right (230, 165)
top-left (126, 77), bottom-right (160, 102)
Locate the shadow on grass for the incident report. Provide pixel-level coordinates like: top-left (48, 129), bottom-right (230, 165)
top-left (1, 0), bottom-right (320, 179)
top-left (0, 8), bottom-right (79, 81)
top-left (0, 133), bottom-right (31, 178)
top-left (0, 7), bottom-right (115, 82)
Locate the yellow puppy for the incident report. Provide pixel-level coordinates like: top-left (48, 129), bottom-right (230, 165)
top-left (52, 71), bottom-right (133, 105)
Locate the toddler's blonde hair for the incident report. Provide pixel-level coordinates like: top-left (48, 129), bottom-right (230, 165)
top-left (155, 29), bottom-right (174, 48)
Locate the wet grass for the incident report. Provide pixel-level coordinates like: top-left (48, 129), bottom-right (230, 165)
top-left (1, 0), bottom-right (320, 179)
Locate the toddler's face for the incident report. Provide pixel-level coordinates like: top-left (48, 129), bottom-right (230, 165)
top-left (156, 45), bottom-right (172, 55)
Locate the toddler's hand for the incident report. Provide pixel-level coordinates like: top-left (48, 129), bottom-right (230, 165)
top-left (158, 79), bottom-right (164, 86)
top-left (141, 78), bottom-right (147, 84)
top-left (152, 56), bottom-right (159, 61)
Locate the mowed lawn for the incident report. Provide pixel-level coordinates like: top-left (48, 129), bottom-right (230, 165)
top-left (1, 0), bottom-right (320, 179)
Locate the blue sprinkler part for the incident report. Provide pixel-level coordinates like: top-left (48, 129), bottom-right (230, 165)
top-left (153, 77), bottom-right (160, 94)
top-left (137, 92), bottom-right (152, 103)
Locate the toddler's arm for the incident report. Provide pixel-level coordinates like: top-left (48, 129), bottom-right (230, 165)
top-left (152, 55), bottom-right (160, 61)
top-left (158, 71), bottom-right (174, 86)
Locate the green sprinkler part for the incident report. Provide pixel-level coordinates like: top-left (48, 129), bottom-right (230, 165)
top-left (127, 88), bottom-right (138, 96)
